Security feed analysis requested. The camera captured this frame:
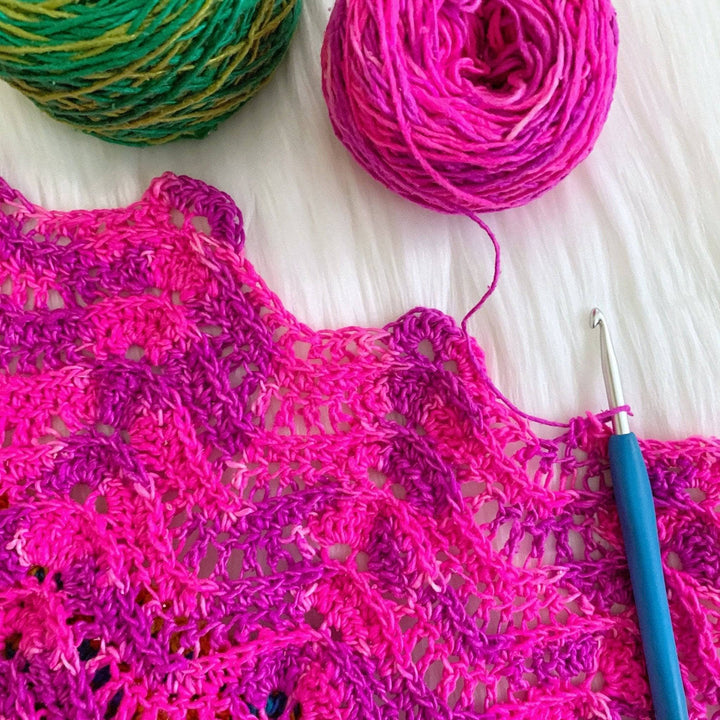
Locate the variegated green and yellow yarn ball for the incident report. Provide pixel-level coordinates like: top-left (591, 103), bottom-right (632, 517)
top-left (0, 0), bottom-right (301, 145)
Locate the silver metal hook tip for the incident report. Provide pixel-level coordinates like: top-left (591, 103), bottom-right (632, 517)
top-left (590, 307), bottom-right (605, 329)
top-left (589, 307), bottom-right (630, 434)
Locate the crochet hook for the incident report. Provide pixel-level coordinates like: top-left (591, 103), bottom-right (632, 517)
top-left (591, 308), bottom-right (688, 720)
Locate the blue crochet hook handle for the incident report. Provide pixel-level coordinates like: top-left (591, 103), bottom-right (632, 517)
top-left (609, 433), bottom-right (688, 720)
top-left (592, 309), bottom-right (688, 720)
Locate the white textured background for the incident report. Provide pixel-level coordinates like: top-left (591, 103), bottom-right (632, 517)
top-left (0, 0), bottom-right (719, 441)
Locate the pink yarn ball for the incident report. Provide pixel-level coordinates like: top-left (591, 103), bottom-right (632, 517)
top-left (321, 0), bottom-right (619, 214)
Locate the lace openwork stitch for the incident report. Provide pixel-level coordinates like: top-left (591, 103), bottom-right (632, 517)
top-left (0, 174), bottom-right (717, 720)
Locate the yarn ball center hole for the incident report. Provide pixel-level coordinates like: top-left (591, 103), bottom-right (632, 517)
top-left (458, 0), bottom-right (555, 92)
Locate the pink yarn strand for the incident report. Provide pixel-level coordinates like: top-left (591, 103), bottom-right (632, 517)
top-left (456, 213), bottom-right (629, 431)
top-left (460, 212), bottom-right (501, 329)
top-left (454, 212), bottom-right (571, 429)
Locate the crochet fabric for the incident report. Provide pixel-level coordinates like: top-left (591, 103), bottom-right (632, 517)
top-left (0, 174), bottom-right (717, 720)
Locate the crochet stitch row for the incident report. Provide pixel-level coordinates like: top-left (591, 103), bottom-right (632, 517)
top-left (0, 174), bottom-right (718, 719)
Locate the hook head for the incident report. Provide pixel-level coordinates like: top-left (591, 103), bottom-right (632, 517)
top-left (590, 307), bottom-right (605, 329)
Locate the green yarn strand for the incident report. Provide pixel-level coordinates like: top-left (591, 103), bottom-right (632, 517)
top-left (0, 0), bottom-right (302, 145)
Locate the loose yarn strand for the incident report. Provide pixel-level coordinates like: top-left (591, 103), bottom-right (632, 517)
top-left (459, 212), bottom-right (501, 330)
top-left (457, 212), bottom-right (572, 430)
top-left (457, 213), bottom-right (628, 431)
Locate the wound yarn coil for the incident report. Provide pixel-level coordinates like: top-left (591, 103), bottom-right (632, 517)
top-left (0, 0), bottom-right (301, 146)
top-left (321, 0), bottom-right (619, 213)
